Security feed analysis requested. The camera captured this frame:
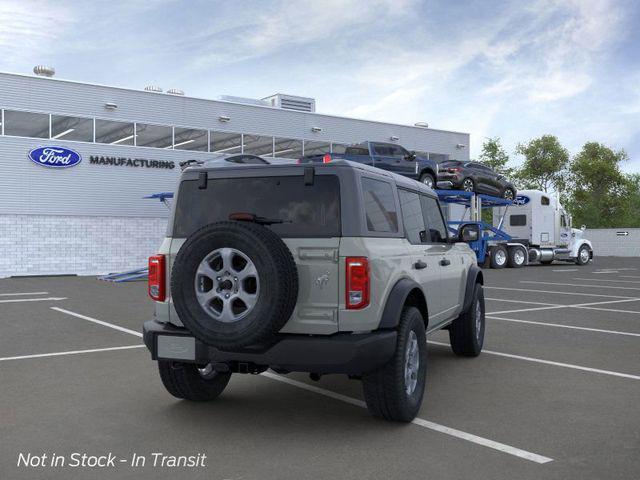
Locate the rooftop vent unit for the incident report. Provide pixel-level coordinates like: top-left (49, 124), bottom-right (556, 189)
top-left (33, 65), bottom-right (55, 77)
top-left (144, 85), bottom-right (163, 93)
top-left (262, 94), bottom-right (316, 113)
top-left (219, 95), bottom-right (270, 107)
top-left (167, 88), bottom-right (185, 96)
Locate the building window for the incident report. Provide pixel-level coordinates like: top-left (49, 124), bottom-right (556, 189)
top-left (95, 119), bottom-right (135, 145)
top-left (210, 131), bottom-right (242, 154)
top-left (273, 137), bottom-right (303, 158)
top-left (3, 110), bottom-right (49, 138)
top-left (135, 123), bottom-right (172, 149)
top-left (173, 127), bottom-right (208, 151)
top-left (303, 140), bottom-right (331, 156)
top-left (361, 177), bottom-right (398, 233)
top-left (51, 115), bottom-right (93, 142)
top-left (243, 135), bottom-right (274, 156)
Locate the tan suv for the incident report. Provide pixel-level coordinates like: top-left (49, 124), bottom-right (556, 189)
top-left (143, 159), bottom-right (485, 422)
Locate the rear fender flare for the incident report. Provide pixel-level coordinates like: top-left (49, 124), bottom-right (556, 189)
top-left (378, 278), bottom-right (428, 330)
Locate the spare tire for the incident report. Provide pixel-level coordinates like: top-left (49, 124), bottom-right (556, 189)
top-left (171, 221), bottom-right (298, 350)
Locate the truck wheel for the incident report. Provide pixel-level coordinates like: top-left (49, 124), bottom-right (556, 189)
top-left (158, 361), bottom-right (231, 401)
top-left (171, 221), bottom-right (299, 350)
top-left (489, 245), bottom-right (507, 269)
top-left (449, 283), bottom-right (485, 357)
top-left (419, 172), bottom-right (435, 189)
top-left (507, 246), bottom-right (526, 268)
top-left (576, 245), bottom-right (591, 265)
top-left (362, 306), bottom-right (427, 422)
top-left (502, 187), bottom-right (515, 200)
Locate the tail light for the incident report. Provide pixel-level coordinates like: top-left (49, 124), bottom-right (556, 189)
top-left (346, 257), bottom-right (369, 309)
top-left (447, 167), bottom-right (461, 173)
top-left (148, 255), bottom-right (166, 301)
top-left (322, 153), bottom-right (332, 163)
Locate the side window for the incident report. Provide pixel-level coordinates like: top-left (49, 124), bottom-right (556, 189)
top-left (420, 195), bottom-right (448, 243)
top-left (510, 214), bottom-right (527, 226)
top-left (361, 178), bottom-right (398, 233)
top-left (372, 144), bottom-right (391, 156)
top-left (389, 145), bottom-right (406, 158)
top-left (541, 196), bottom-right (550, 206)
top-left (398, 189), bottom-right (427, 244)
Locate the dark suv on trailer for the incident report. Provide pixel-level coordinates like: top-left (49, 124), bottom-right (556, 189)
top-left (437, 160), bottom-right (516, 199)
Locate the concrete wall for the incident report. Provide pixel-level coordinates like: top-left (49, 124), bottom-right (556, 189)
top-left (583, 228), bottom-right (640, 257)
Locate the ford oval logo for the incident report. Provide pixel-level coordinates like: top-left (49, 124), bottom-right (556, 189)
top-left (514, 195), bottom-right (530, 206)
top-left (28, 146), bottom-right (82, 168)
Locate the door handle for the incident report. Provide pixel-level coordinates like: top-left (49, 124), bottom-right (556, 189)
top-left (440, 258), bottom-right (451, 266)
top-left (413, 260), bottom-right (427, 270)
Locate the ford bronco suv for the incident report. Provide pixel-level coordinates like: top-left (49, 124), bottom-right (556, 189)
top-left (143, 160), bottom-right (484, 422)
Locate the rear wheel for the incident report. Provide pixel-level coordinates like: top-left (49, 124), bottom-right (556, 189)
top-left (158, 361), bottom-right (231, 401)
top-left (461, 178), bottom-right (475, 192)
top-left (449, 283), bottom-right (485, 356)
top-left (489, 245), bottom-right (508, 269)
top-left (419, 172), bottom-right (435, 189)
top-left (507, 246), bottom-right (526, 268)
top-left (362, 306), bottom-right (427, 422)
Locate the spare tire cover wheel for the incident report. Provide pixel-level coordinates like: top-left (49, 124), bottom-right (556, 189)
top-left (171, 221), bottom-right (299, 349)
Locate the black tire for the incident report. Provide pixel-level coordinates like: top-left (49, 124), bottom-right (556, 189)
top-left (576, 245), bottom-right (591, 265)
top-left (461, 178), bottom-right (475, 192)
top-left (489, 245), bottom-right (508, 269)
top-left (449, 283), bottom-right (485, 357)
top-left (158, 361), bottom-right (231, 401)
top-left (419, 172), bottom-right (435, 189)
top-left (171, 221), bottom-right (298, 350)
top-left (507, 246), bottom-right (526, 268)
top-left (502, 187), bottom-right (515, 201)
top-left (362, 306), bottom-right (427, 422)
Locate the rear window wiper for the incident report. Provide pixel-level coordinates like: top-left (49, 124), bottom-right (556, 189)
top-left (229, 212), bottom-right (291, 225)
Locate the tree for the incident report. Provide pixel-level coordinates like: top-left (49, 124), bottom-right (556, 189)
top-left (478, 137), bottom-right (514, 177)
top-left (515, 135), bottom-right (569, 192)
top-left (566, 142), bottom-right (633, 228)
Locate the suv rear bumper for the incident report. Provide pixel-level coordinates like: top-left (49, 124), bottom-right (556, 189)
top-left (143, 320), bottom-right (397, 375)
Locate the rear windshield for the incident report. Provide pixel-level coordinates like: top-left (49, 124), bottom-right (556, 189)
top-left (173, 175), bottom-right (341, 238)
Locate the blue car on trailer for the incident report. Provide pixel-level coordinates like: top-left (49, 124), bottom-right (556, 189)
top-left (435, 190), bottom-right (527, 269)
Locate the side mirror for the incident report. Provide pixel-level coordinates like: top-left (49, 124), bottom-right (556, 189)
top-left (459, 223), bottom-right (480, 242)
top-left (405, 151), bottom-right (416, 161)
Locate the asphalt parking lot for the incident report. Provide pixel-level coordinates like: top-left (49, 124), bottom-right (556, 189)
top-left (1, 257), bottom-right (639, 479)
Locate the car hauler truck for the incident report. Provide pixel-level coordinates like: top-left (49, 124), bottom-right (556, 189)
top-left (439, 189), bottom-right (593, 268)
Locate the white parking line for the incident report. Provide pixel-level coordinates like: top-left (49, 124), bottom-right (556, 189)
top-left (0, 297), bottom-right (67, 304)
top-left (520, 281), bottom-right (640, 291)
top-left (552, 269), bottom-right (578, 272)
top-left (0, 291), bottom-right (49, 296)
top-left (621, 275), bottom-right (640, 279)
top-left (485, 298), bottom-right (559, 307)
top-left (486, 286), bottom-right (638, 299)
top-left (487, 316), bottom-right (640, 337)
top-left (428, 341), bottom-right (640, 381)
top-left (487, 297), bottom-right (640, 316)
top-left (262, 372), bottom-right (553, 464)
top-left (0, 345), bottom-right (145, 362)
top-left (51, 307), bottom-right (143, 337)
top-left (573, 278), bottom-right (640, 284)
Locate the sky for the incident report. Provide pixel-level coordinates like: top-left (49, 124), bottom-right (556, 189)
top-left (1, 0), bottom-right (639, 172)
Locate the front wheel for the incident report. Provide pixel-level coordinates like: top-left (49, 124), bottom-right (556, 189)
top-left (419, 172), bottom-right (435, 189)
top-left (362, 306), bottom-right (427, 422)
top-left (449, 283), bottom-right (485, 357)
top-left (576, 245), bottom-right (591, 265)
top-left (158, 361), bottom-right (232, 401)
top-left (502, 188), bottom-right (515, 201)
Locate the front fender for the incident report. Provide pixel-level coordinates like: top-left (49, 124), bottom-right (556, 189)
top-left (462, 265), bottom-right (483, 313)
top-left (570, 239), bottom-right (593, 257)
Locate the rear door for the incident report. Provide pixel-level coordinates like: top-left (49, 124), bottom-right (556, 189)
top-left (397, 189), bottom-right (444, 322)
top-left (421, 195), bottom-right (464, 321)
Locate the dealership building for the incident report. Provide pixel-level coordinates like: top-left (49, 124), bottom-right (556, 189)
top-left (0, 69), bottom-right (470, 278)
